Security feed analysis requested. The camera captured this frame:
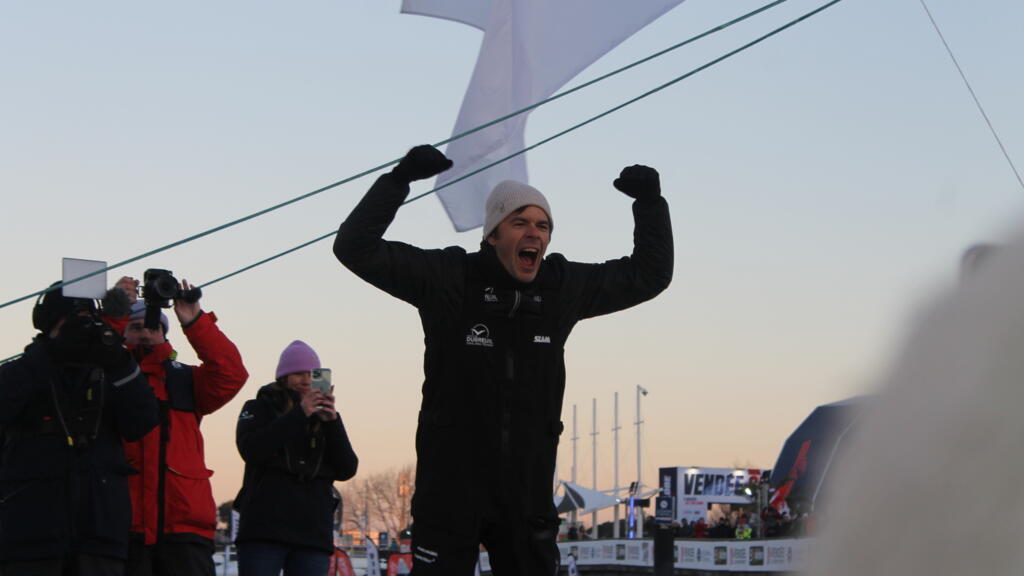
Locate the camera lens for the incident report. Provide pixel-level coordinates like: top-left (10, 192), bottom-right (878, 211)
top-left (153, 274), bottom-right (179, 299)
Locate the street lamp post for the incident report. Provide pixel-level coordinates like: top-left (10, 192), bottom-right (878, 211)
top-left (570, 404), bottom-right (578, 527)
top-left (590, 397), bottom-right (598, 539)
top-left (635, 385), bottom-right (648, 538)
top-left (613, 392), bottom-right (621, 539)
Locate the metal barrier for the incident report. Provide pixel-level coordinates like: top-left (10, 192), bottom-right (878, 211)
top-left (214, 538), bottom-right (810, 575)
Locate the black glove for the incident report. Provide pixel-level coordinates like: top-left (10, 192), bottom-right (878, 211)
top-left (92, 332), bottom-right (132, 373)
top-left (613, 165), bottom-right (661, 202)
top-left (51, 315), bottom-right (130, 370)
top-left (390, 145), bottom-right (453, 184)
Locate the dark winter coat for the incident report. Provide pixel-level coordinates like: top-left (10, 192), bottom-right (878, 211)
top-left (0, 335), bottom-right (159, 562)
top-left (234, 383), bottom-right (358, 554)
top-left (333, 172), bottom-right (673, 536)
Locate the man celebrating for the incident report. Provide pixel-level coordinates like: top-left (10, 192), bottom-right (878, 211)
top-left (334, 145), bottom-right (673, 575)
top-left (108, 275), bottom-right (248, 576)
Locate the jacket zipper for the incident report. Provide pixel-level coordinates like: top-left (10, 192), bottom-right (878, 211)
top-left (501, 290), bottom-right (520, 461)
top-left (508, 289), bottom-right (521, 319)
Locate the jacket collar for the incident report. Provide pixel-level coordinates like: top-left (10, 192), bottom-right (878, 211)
top-left (257, 381), bottom-right (299, 410)
top-left (133, 341), bottom-right (175, 372)
top-left (476, 241), bottom-right (547, 288)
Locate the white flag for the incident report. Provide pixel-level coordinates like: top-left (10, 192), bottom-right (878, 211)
top-left (402, 0), bottom-right (685, 232)
top-left (365, 538), bottom-right (379, 576)
top-left (230, 509), bottom-right (240, 543)
top-left (402, 0), bottom-right (491, 30)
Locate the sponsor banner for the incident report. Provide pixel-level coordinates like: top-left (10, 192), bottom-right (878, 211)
top-left (659, 466), bottom-right (770, 507)
top-left (481, 539), bottom-right (809, 573)
top-left (329, 549), bottom-right (356, 576)
top-left (678, 498), bottom-right (708, 523)
top-left (677, 540), bottom-right (808, 572)
top-left (654, 495), bottom-right (676, 524)
top-left (386, 553), bottom-right (413, 575)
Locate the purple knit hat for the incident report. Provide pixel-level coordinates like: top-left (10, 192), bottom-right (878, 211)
top-left (276, 340), bottom-right (321, 379)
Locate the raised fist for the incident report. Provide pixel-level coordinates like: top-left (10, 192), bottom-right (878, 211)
top-left (391, 145), bottom-right (453, 184)
top-left (613, 165), bottom-right (660, 202)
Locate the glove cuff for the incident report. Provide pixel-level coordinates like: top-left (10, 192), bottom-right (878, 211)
top-left (390, 164), bottom-right (413, 185)
top-left (106, 354), bottom-right (140, 387)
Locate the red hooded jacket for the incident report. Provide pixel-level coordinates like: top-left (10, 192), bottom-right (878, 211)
top-left (112, 311), bottom-right (248, 544)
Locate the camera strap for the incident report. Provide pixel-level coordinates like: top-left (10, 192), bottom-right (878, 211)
top-left (49, 367), bottom-right (105, 450)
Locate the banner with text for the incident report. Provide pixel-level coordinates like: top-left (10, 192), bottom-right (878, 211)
top-left (659, 466), bottom-right (771, 515)
top-left (480, 538), bottom-right (810, 573)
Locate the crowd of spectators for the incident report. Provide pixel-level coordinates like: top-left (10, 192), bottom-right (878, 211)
top-left (562, 506), bottom-right (814, 542)
top-left (643, 506), bottom-right (813, 540)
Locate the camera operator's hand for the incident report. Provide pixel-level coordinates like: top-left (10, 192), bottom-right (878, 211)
top-left (91, 327), bottom-right (132, 372)
top-left (613, 165), bottom-right (661, 202)
top-left (52, 315), bottom-right (129, 370)
top-left (390, 145), bottom-right (453, 184)
top-left (115, 276), bottom-right (139, 305)
top-left (173, 279), bottom-right (202, 326)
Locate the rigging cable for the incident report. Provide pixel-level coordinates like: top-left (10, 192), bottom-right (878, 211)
top-left (1, 0), bottom-right (846, 364)
top-left (0, 0), bottom-right (788, 313)
top-left (918, 0), bottom-right (1024, 192)
top-left (204, 0), bottom-right (847, 290)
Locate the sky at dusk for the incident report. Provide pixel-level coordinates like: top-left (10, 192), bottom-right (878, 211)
top-left (2, 0), bottom-right (1023, 506)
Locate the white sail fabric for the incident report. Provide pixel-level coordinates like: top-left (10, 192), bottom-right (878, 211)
top-left (401, 0), bottom-right (492, 30)
top-left (401, 0), bottom-right (684, 231)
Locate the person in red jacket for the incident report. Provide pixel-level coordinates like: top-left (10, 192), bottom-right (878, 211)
top-left (108, 276), bottom-right (249, 576)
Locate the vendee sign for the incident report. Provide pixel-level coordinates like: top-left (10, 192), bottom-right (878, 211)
top-left (659, 467), bottom-right (770, 509)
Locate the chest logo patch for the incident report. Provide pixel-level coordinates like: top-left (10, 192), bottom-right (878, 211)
top-left (533, 335), bottom-right (551, 344)
top-left (466, 324), bottom-right (494, 347)
top-left (483, 287), bottom-right (498, 303)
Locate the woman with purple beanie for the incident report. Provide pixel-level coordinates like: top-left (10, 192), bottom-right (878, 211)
top-left (233, 340), bottom-right (358, 575)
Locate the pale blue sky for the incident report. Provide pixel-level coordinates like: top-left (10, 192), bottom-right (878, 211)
top-left (2, 0), bottom-right (1022, 503)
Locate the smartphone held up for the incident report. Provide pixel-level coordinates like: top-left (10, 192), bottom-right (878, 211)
top-left (311, 368), bottom-right (332, 395)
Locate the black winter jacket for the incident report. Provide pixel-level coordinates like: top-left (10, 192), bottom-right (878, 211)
top-left (0, 335), bottom-right (159, 561)
top-left (234, 383), bottom-right (358, 554)
top-left (333, 173), bottom-right (673, 535)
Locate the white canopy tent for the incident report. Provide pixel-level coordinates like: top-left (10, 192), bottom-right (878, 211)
top-left (554, 481), bottom-right (622, 515)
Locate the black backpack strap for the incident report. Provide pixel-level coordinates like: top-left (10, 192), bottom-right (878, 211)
top-left (163, 360), bottom-right (195, 413)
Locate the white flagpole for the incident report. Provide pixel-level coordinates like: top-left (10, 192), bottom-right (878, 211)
top-left (613, 391), bottom-right (621, 538)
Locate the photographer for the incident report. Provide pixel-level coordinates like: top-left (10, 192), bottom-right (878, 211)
top-left (106, 273), bottom-right (249, 576)
top-left (0, 283), bottom-right (159, 575)
top-left (233, 340), bottom-right (358, 576)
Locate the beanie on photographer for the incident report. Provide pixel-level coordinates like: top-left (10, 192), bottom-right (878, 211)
top-left (276, 340), bottom-right (320, 379)
top-left (129, 301), bottom-right (170, 334)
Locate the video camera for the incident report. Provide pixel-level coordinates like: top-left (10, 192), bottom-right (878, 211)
top-left (141, 269), bottom-right (201, 330)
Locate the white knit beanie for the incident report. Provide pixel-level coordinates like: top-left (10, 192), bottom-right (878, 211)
top-left (129, 301), bottom-right (170, 334)
top-left (483, 180), bottom-right (553, 238)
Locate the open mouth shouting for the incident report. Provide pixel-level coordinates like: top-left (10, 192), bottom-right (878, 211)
top-left (519, 247), bottom-right (540, 269)
top-left (487, 205), bottom-right (551, 284)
